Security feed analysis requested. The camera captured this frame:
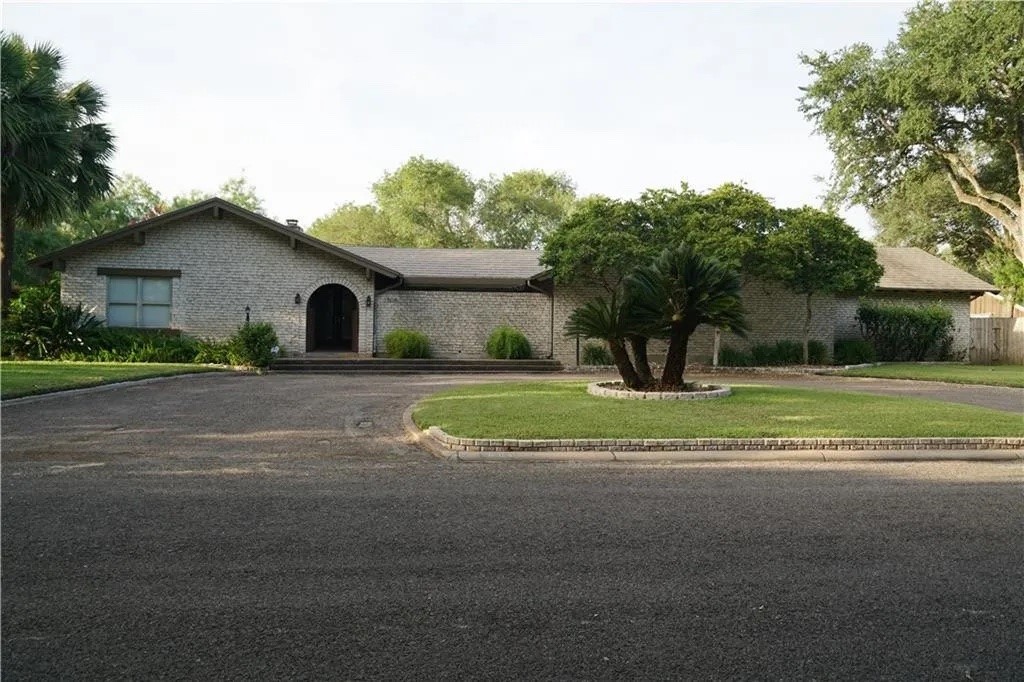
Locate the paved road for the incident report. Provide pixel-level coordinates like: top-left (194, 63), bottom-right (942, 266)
top-left (3, 373), bottom-right (1023, 679)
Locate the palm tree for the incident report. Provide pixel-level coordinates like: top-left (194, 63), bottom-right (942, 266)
top-left (1, 34), bottom-right (115, 310)
top-left (630, 243), bottom-right (748, 388)
top-left (565, 291), bottom-right (644, 390)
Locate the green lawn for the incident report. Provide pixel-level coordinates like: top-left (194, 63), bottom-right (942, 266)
top-left (838, 363), bottom-right (1024, 388)
top-left (0, 361), bottom-right (223, 399)
top-left (413, 381), bottom-right (1023, 439)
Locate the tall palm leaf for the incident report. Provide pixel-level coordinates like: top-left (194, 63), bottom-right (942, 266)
top-left (630, 243), bottom-right (748, 387)
top-left (565, 291), bottom-right (644, 389)
top-left (1, 33), bottom-right (115, 310)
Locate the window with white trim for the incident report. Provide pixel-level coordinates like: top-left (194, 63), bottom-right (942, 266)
top-left (106, 276), bottom-right (172, 328)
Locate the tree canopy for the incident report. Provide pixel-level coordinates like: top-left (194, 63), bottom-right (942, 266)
top-left (800, 0), bottom-right (1024, 267)
top-left (371, 156), bottom-right (479, 247)
top-left (307, 203), bottom-right (396, 246)
top-left (307, 157), bottom-right (577, 248)
top-left (477, 170), bottom-right (576, 249)
top-left (170, 175), bottom-right (266, 214)
top-left (1, 33), bottom-right (116, 308)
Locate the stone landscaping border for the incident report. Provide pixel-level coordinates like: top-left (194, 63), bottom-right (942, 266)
top-left (425, 426), bottom-right (1024, 453)
top-left (588, 382), bottom-right (731, 401)
top-left (401, 405), bottom-right (1023, 462)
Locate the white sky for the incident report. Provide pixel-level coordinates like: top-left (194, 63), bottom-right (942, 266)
top-left (4, 1), bottom-right (912, 235)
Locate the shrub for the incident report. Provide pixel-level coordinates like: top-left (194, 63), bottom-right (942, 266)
top-left (485, 325), bottom-right (532, 360)
top-left (718, 346), bottom-right (753, 367)
top-left (833, 339), bottom-right (877, 365)
top-left (720, 340), bottom-right (827, 366)
top-left (227, 322), bottom-right (279, 367)
top-left (581, 342), bottom-right (614, 366)
top-left (194, 340), bottom-right (232, 364)
top-left (807, 340), bottom-right (828, 365)
top-left (384, 329), bottom-right (431, 359)
top-left (856, 301), bottom-right (955, 361)
top-left (60, 327), bottom-right (197, 363)
top-left (1, 278), bottom-right (101, 359)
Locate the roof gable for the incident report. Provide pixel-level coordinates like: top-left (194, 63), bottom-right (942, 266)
top-left (30, 198), bottom-right (401, 278)
top-left (875, 247), bottom-right (996, 293)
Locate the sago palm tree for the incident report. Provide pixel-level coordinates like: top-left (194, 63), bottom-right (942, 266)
top-left (630, 243), bottom-right (748, 387)
top-left (565, 290), bottom-right (645, 390)
top-left (1, 33), bottom-right (115, 310)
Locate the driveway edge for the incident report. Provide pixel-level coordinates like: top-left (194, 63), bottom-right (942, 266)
top-left (1, 371), bottom-right (234, 406)
top-left (404, 406), bottom-right (1023, 462)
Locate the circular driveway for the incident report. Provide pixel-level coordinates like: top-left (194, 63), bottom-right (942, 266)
top-left (2, 371), bottom-right (1019, 463)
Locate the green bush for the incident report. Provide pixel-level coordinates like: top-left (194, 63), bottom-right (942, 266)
top-left (718, 346), bottom-right (753, 367)
top-left (59, 327), bottom-right (196, 363)
top-left (1, 278), bottom-right (101, 359)
top-left (720, 340), bottom-right (827, 366)
top-left (581, 342), bottom-right (614, 366)
top-left (833, 339), bottom-right (877, 365)
top-left (194, 340), bottom-right (232, 364)
top-left (227, 322), bottom-right (279, 367)
top-left (485, 325), bottom-right (532, 360)
top-left (384, 329), bottom-right (431, 358)
top-left (856, 301), bottom-right (955, 361)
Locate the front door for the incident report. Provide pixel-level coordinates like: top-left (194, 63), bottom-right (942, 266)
top-left (307, 284), bottom-right (357, 351)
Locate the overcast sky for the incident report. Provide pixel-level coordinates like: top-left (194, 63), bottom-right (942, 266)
top-left (5, 1), bottom-right (912, 235)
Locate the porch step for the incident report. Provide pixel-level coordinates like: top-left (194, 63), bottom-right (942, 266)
top-left (270, 357), bottom-right (564, 373)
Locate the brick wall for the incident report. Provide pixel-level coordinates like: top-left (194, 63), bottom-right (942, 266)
top-left (835, 293), bottom-right (972, 357)
top-left (374, 290), bottom-right (552, 358)
top-left (60, 210), bottom-right (375, 355)
top-left (551, 278), bottom-right (838, 366)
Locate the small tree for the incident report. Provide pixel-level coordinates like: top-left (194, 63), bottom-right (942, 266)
top-left (760, 208), bottom-right (882, 363)
top-left (630, 244), bottom-right (748, 388)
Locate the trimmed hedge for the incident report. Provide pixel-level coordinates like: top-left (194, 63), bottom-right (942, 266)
top-left (856, 301), bottom-right (955, 361)
top-left (719, 340), bottom-right (828, 367)
top-left (384, 329), bottom-right (431, 358)
top-left (485, 325), bottom-right (532, 360)
top-left (833, 339), bottom-right (877, 365)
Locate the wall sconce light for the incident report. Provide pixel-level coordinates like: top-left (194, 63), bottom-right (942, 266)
top-left (294, 294), bottom-right (301, 305)
top-left (244, 305), bottom-right (251, 323)
top-left (365, 295), bottom-right (372, 308)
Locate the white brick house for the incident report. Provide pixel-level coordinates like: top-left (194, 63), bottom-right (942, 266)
top-left (32, 198), bottom-right (996, 365)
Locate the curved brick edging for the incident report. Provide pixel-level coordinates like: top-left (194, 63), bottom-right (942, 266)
top-left (423, 425), bottom-right (1024, 454)
top-left (403, 403), bottom-right (1023, 462)
top-left (589, 382), bottom-right (731, 401)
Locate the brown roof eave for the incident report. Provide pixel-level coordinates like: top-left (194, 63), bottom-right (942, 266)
top-left (874, 284), bottom-right (999, 295)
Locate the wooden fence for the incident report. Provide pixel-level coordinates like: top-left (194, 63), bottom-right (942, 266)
top-left (970, 317), bottom-right (1024, 364)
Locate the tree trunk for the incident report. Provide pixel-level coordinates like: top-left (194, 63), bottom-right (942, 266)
top-left (1, 202), bottom-right (15, 315)
top-left (660, 323), bottom-right (693, 388)
top-left (609, 338), bottom-right (642, 390)
top-left (803, 293), bottom-right (812, 364)
top-left (628, 335), bottom-right (653, 387)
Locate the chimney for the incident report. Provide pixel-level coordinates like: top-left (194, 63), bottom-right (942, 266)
top-left (285, 218), bottom-right (300, 230)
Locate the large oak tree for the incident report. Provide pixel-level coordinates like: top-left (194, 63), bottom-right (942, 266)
top-left (801, 1), bottom-right (1024, 266)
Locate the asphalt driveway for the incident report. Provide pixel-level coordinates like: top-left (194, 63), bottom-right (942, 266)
top-left (2, 371), bottom-right (1020, 465)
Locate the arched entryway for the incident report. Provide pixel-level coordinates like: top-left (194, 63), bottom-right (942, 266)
top-left (306, 284), bottom-right (359, 352)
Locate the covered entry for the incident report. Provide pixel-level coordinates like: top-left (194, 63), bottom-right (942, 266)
top-left (306, 284), bottom-right (359, 352)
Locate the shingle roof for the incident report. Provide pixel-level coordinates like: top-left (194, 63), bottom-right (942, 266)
top-left (342, 246), bottom-right (549, 287)
top-left (875, 247), bottom-right (996, 293)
